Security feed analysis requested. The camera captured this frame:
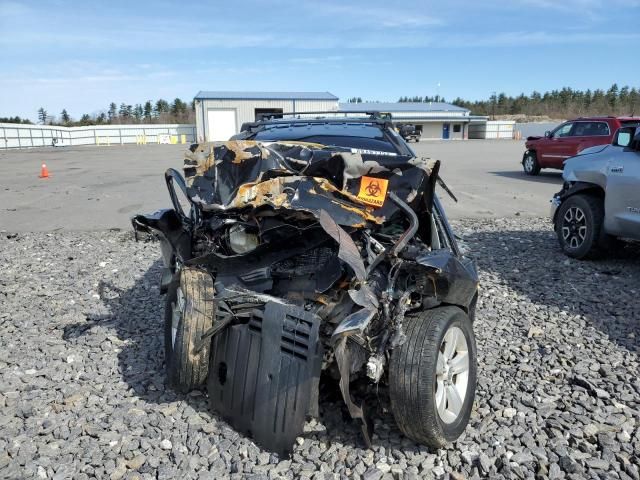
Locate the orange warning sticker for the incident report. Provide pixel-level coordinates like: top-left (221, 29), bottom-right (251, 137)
top-left (357, 176), bottom-right (388, 208)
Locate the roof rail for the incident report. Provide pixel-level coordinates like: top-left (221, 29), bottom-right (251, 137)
top-left (256, 110), bottom-right (393, 121)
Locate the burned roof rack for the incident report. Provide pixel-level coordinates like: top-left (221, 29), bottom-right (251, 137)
top-left (257, 110), bottom-right (392, 121)
top-left (241, 111), bottom-right (394, 133)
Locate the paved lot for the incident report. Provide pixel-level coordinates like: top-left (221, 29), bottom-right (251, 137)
top-left (0, 141), bottom-right (563, 232)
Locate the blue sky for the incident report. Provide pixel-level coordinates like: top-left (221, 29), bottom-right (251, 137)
top-left (1, 0), bottom-right (639, 121)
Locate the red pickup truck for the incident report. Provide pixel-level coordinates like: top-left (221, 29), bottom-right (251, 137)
top-left (522, 116), bottom-right (640, 175)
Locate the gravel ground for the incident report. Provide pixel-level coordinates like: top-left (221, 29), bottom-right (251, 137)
top-left (1, 218), bottom-right (639, 480)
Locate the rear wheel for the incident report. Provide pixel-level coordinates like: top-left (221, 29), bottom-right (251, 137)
top-left (523, 151), bottom-right (540, 176)
top-left (555, 194), bottom-right (606, 259)
top-left (164, 268), bottom-right (215, 393)
top-left (389, 306), bottom-right (477, 448)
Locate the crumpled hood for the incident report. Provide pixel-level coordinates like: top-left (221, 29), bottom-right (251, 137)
top-left (183, 141), bottom-right (435, 226)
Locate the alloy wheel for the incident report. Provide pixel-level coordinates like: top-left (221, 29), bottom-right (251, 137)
top-left (562, 206), bottom-right (587, 249)
top-left (524, 156), bottom-right (534, 173)
top-left (435, 326), bottom-right (470, 424)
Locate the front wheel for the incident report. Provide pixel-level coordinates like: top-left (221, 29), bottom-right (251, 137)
top-left (164, 268), bottom-right (215, 393)
top-left (389, 306), bottom-right (477, 448)
top-left (522, 151), bottom-right (541, 176)
top-left (555, 194), bottom-right (606, 259)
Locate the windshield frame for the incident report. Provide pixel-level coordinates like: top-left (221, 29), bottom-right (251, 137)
top-left (236, 119), bottom-right (414, 157)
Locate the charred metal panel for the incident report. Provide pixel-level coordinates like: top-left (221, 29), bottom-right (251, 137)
top-left (207, 301), bottom-right (322, 455)
top-left (411, 250), bottom-right (479, 308)
top-left (182, 141), bottom-right (435, 226)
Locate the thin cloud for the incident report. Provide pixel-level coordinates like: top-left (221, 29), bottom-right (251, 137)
top-left (317, 3), bottom-right (444, 27)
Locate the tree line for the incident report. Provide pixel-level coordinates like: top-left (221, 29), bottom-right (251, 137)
top-left (3, 84), bottom-right (639, 125)
top-left (30, 98), bottom-right (196, 126)
top-left (399, 84), bottom-right (639, 119)
top-left (398, 95), bottom-right (446, 103)
top-left (0, 116), bottom-right (32, 124)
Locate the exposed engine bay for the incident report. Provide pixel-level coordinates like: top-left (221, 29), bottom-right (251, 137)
top-left (133, 140), bottom-right (479, 455)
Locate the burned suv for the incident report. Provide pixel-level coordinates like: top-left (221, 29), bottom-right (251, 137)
top-left (133, 113), bottom-right (478, 454)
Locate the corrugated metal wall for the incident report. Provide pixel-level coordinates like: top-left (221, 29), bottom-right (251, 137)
top-left (195, 99), bottom-right (338, 141)
top-left (412, 122), bottom-right (465, 140)
top-left (0, 123), bottom-right (196, 149)
top-left (468, 121), bottom-right (515, 139)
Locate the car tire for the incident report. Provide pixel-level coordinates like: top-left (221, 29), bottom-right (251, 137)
top-left (164, 268), bottom-right (215, 393)
top-left (555, 194), bottom-right (606, 259)
top-left (388, 306), bottom-right (477, 448)
top-left (523, 151), bottom-right (541, 176)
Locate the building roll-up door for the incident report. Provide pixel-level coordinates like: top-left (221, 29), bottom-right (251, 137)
top-left (207, 109), bottom-right (237, 141)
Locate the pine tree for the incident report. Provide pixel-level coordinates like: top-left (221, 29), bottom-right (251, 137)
top-left (143, 101), bottom-right (153, 120)
top-left (171, 98), bottom-right (186, 117)
top-left (607, 83), bottom-right (619, 110)
top-left (60, 109), bottom-right (70, 124)
top-left (37, 107), bottom-right (48, 124)
top-left (108, 103), bottom-right (117, 122)
top-left (134, 104), bottom-right (143, 121)
top-left (154, 99), bottom-right (170, 116)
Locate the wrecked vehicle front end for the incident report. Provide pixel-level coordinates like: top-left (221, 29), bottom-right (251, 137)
top-left (133, 140), bottom-right (479, 455)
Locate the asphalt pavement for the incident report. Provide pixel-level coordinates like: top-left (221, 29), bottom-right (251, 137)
top-left (0, 140), bottom-right (564, 232)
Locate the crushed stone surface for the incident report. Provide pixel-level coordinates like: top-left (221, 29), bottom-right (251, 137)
top-left (0, 218), bottom-right (639, 479)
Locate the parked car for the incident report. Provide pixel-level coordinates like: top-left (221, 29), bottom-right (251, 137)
top-left (133, 113), bottom-right (479, 454)
top-left (550, 125), bottom-right (640, 258)
top-left (522, 116), bottom-right (640, 175)
top-left (399, 124), bottom-right (421, 142)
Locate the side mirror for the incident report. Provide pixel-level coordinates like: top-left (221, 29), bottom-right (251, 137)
top-left (613, 126), bottom-right (636, 148)
top-left (544, 130), bottom-right (552, 138)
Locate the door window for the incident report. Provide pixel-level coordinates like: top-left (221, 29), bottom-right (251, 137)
top-left (571, 122), bottom-right (610, 137)
top-left (553, 123), bottom-right (573, 138)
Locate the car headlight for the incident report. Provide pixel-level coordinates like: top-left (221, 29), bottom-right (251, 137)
top-left (227, 224), bottom-right (259, 254)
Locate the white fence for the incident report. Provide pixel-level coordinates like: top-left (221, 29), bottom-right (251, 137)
top-left (515, 122), bottom-right (560, 139)
top-left (468, 120), bottom-right (516, 140)
top-left (0, 123), bottom-right (197, 149)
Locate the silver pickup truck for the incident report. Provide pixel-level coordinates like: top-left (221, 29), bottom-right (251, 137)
top-left (551, 125), bottom-right (640, 259)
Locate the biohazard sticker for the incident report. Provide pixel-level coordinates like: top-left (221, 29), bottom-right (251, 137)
top-left (357, 176), bottom-right (388, 208)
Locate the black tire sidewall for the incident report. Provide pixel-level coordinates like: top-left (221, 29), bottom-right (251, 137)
top-left (389, 306), bottom-right (477, 446)
top-left (555, 195), bottom-right (601, 259)
top-left (431, 310), bottom-right (477, 441)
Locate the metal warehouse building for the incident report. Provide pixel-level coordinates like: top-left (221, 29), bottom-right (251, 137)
top-left (194, 91), bottom-right (492, 141)
top-left (194, 91), bottom-right (339, 141)
top-left (339, 102), bottom-right (487, 140)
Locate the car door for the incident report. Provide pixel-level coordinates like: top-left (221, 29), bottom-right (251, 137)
top-left (541, 122), bottom-right (574, 168)
top-left (604, 129), bottom-right (640, 239)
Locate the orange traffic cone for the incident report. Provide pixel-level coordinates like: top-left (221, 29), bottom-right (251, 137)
top-left (39, 163), bottom-right (50, 178)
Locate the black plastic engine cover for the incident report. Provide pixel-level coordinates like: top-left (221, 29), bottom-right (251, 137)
top-left (207, 301), bottom-right (323, 455)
